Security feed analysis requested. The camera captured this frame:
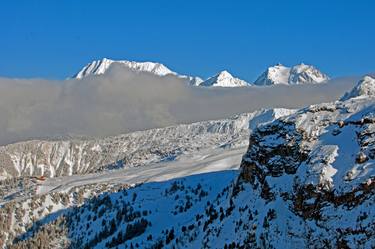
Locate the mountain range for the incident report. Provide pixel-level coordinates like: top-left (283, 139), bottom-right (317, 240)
top-left (73, 58), bottom-right (330, 87)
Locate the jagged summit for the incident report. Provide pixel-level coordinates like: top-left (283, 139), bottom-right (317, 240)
top-left (199, 70), bottom-right (250, 87)
top-left (289, 63), bottom-right (330, 84)
top-left (73, 58), bottom-right (203, 85)
top-left (341, 75), bottom-right (375, 101)
top-left (253, 63), bottom-right (330, 85)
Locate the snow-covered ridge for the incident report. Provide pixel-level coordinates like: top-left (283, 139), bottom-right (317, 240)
top-left (199, 70), bottom-right (250, 87)
top-left (253, 63), bottom-right (330, 85)
top-left (241, 76), bottom-right (375, 192)
top-left (0, 108), bottom-right (295, 179)
top-left (74, 58), bottom-right (173, 78)
top-left (73, 58), bottom-right (203, 85)
top-left (229, 80), bottom-right (375, 247)
top-left (242, 96), bottom-right (375, 193)
top-left (341, 75), bottom-right (375, 100)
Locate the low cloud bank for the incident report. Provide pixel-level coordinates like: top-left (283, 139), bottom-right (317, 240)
top-left (0, 65), bottom-right (359, 145)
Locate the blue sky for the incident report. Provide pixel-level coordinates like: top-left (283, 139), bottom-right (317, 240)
top-left (1, 0), bottom-right (374, 81)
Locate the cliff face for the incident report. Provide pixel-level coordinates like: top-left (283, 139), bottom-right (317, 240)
top-left (238, 94), bottom-right (375, 247)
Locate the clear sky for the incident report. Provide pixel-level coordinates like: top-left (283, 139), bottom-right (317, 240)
top-left (1, 0), bottom-right (374, 81)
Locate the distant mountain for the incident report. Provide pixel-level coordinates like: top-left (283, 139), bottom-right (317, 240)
top-left (73, 58), bottom-right (173, 78)
top-left (73, 58), bottom-right (203, 85)
top-left (74, 59), bottom-right (331, 88)
top-left (254, 63), bottom-right (330, 85)
top-left (199, 70), bottom-right (250, 87)
top-left (73, 58), bottom-right (252, 88)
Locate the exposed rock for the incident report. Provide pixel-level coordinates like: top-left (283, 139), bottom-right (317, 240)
top-left (356, 152), bottom-right (368, 164)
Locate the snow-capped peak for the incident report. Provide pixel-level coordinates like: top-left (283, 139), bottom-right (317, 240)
top-left (341, 75), bottom-right (375, 101)
top-left (199, 70), bottom-right (250, 87)
top-left (289, 63), bottom-right (330, 85)
top-left (73, 58), bottom-right (203, 85)
top-left (253, 63), bottom-right (329, 86)
top-left (74, 58), bottom-right (175, 79)
top-left (253, 64), bottom-right (290, 85)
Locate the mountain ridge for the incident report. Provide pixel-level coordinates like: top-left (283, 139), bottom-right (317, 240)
top-left (73, 58), bottom-right (203, 86)
top-left (73, 58), bottom-right (330, 87)
top-left (0, 108), bottom-right (295, 180)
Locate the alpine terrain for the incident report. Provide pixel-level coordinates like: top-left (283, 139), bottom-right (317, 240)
top-left (0, 75), bottom-right (374, 248)
top-left (1, 1), bottom-right (373, 248)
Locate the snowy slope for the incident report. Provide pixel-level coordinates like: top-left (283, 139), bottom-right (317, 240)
top-left (254, 63), bottom-right (290, 85)
top-left (0, 108), bottom-right (294, 179)
top-left (254, 63), bottom-right (329, 85)
top-left (73, 58), bottom-right (203, 85)
top-left (199, 71), bottom-right (250, 87)
top-left (341, 75), bottom-right (375, 101)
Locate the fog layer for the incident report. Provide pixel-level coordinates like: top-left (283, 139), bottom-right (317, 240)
top-left (0, 65), bottom-right (359, 145)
